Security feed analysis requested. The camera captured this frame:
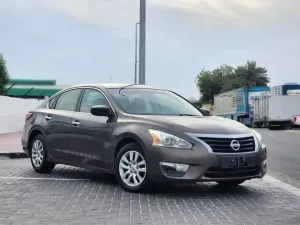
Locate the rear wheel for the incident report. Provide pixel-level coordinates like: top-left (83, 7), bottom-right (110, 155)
top-left (30, 135), bottom-right (55, 173)
top-left (217, 180), bottom-right (245, 186)
top-left (267, 126), bottom-right (276, 130)
top-left (284, 122), bottom-right (292, 130)
top-left (115, 143), bottom-right (149, 192)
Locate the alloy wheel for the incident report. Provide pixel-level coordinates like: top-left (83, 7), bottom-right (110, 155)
top-left (31, 140), bottom-right (44, 168)
top-left (119, 150), bottom-right (147, 187)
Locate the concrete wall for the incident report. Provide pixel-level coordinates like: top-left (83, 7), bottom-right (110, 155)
top-left (0, 96), bottom-right (43, 134)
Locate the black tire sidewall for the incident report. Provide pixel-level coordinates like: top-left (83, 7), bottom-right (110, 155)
top-left (115, 143), bottom-right (149, 192)
top-left (30, 135), bottom-right (49, 172)
top-left (284, 123), bottom-right (292, 130)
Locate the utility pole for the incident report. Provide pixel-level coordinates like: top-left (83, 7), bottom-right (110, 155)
top-left (138, 0), bottom-right (146, 84)
top-left (134, 22), bottom-right (139, 84)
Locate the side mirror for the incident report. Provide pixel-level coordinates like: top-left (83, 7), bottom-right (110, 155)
top-left (91, 105), bottom-right (112, 117)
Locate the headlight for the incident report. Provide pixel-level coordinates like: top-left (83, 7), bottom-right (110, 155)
top-left (252, 129), bottom-right (262, 143)
top-left (148, 129), bottom-right (192, 149)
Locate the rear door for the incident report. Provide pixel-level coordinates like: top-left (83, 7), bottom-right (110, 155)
top-left (69, 88), bottom-right (114, 168)
top-left (43, 88), bottom-right (82, 160)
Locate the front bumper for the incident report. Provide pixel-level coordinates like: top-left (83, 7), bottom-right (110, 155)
top-left (146, 141), bottom-right (267, 183)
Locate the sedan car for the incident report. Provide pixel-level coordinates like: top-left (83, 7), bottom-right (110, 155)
top-left (22, 83), bottom-right (267, 192)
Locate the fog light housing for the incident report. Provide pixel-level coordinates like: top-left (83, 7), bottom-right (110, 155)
top-left (160, 162), bottom-right (189, 172)
top-left (160, 162), bottom-right (189, 177)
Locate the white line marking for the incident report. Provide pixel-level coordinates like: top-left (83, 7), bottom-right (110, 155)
top-left (0, 176), bottom-right (91, 181)
top-left (263, 175), bottom-right (300, 197)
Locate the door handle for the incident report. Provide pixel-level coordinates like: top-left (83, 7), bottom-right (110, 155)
top-left (72, 121), bottom-right (80, 126)
top-left (45, 116), bottom-right (51, 120)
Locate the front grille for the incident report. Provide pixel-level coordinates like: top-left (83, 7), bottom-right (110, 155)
top-left (204, 166), bottom-right (259, 178)
top-left (198, 136), bottom-right (255, 153)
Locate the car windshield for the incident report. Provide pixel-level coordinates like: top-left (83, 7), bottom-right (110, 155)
top-left (108, 88), bottom-right (203, 116)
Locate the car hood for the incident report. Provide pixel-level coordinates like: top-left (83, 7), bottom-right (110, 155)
top-left (133, 115), bottom-right (252, 135)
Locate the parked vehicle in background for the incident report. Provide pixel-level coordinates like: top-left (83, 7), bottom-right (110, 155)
top-left (192, 103), bottom-right (210, 116)
top-left (21, 83), bottom-right (267, 192)
top-left (292, 115), bottom-right (300, 126)
top-left (271, 83), bottom-right (300, 96)
top-left (253, 95), bottom-right (300, 130)
top-left (213, 86), bottom-right (270, 126)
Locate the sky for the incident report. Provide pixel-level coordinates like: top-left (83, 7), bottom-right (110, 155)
top-left (1, 0), bottom-right (300, 99)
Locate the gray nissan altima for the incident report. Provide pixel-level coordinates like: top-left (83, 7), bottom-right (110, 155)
top-left (21, 83), bottom-right (267, 192)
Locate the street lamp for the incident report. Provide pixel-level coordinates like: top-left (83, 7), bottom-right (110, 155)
top-left (139, 0), bottom-right (146, 84)
top-left (134, 22), bottom-right (140, 84)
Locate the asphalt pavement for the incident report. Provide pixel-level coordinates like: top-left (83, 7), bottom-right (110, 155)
top-left (254, 128), bottom-right (300, 189)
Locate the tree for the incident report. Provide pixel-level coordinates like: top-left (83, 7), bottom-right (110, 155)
top-left (217, 64), bottom-right (243, 92)
top-left (195, 64), bottom-right (242, 104)
top-left (235, 61), bottom-right (269, 87)
top-left (195, 61), bottom-right (270, 103)
top-left (0, 53), bottom-right (10, 94)
top-left (195, 68), bottom-right (223, 104)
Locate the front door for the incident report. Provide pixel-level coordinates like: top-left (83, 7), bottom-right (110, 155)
top-left (43, 88), bottom-right (82, 160)
top-left (69, 88), bottom-right (114, 168)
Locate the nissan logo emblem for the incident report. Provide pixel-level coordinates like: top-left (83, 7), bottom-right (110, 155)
top-left (230, 140), bottom-right (240, 151)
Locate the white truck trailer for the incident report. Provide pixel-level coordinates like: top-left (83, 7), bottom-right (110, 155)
top-left (253, 95), bottom-right (300, 129)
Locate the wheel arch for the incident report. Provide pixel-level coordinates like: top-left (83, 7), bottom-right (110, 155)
top-left (27, 126), bottom-right (46, 152)
top-left (113, 132), bottom-right (148, 161)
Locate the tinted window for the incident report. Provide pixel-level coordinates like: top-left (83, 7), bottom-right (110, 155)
top-left (108, 88), bottom-right (202, 116)
top-left (79, 89), bottom-right (109, 113)
top-left (55, 89), bottom-right (82, 111)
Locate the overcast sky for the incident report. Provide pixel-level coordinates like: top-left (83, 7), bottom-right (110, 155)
top-left (1, 0), bottom-right (300, 98)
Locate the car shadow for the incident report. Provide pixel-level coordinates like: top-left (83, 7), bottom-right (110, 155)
top-left (21, 165), bottom-right (258, 198)
top-left (144, 182), bottom-right (253, 197)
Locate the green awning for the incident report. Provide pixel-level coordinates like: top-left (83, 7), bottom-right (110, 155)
top-left (5, 84), bottom-right (69, 97)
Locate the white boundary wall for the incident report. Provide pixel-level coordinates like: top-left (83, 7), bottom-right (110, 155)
top-left (0, 96), bottom-right (43, 134)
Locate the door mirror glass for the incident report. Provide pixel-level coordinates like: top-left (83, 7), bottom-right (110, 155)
top-left (91, 105), bottom-right (112, 117)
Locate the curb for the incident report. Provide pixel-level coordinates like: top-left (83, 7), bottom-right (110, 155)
top-left (0, 152), bottom-right (29, 159)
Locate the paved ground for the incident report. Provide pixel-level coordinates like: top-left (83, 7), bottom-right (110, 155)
top-left (2, 129), bottom-right (300, 189)
top-left (0, 159), bottom-right (300, 225)
top-left (1, 129), bottom-right (300, 224)
top-left (254, 128), bottom-right (300, 189)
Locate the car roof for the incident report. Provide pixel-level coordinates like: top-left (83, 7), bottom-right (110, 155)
top-left (70, 83), bottom-right (166, 90)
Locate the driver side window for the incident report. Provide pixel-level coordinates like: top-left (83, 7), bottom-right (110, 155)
top-left (79, 89), bottom-right (109, 113)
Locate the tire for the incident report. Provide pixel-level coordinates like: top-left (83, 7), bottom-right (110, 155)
top-left (217, 180), bottom-right (245, 186)
top-left (30, 135), bottom-right (55, 173)
top-left (115, 143), bottom-right (149, 192)
top-left (284, 123), bottom-right (292, 130)
top-left (267, 126), bottom-right (275, 130)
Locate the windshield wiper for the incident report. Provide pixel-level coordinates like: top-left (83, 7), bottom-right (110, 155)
top-left (178, 114), bottom-right (199, 116)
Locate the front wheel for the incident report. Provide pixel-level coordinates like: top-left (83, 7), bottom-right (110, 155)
top-left (217, 180), bottom-right (245, 186)
top-left (115, 143), bottom-right (149, 192)
top-left (30, 135), bottom-right (55, 173)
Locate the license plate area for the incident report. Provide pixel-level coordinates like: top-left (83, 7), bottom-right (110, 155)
top-left (219, 156), bottom-right (249, 168)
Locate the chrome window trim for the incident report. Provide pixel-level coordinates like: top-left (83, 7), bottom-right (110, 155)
top-left (46, 87), bottom-right (84, 110)
top-left (186, 132), bottom-right (258, 155)
top-left (45, 86), bottom-right (117, 117)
